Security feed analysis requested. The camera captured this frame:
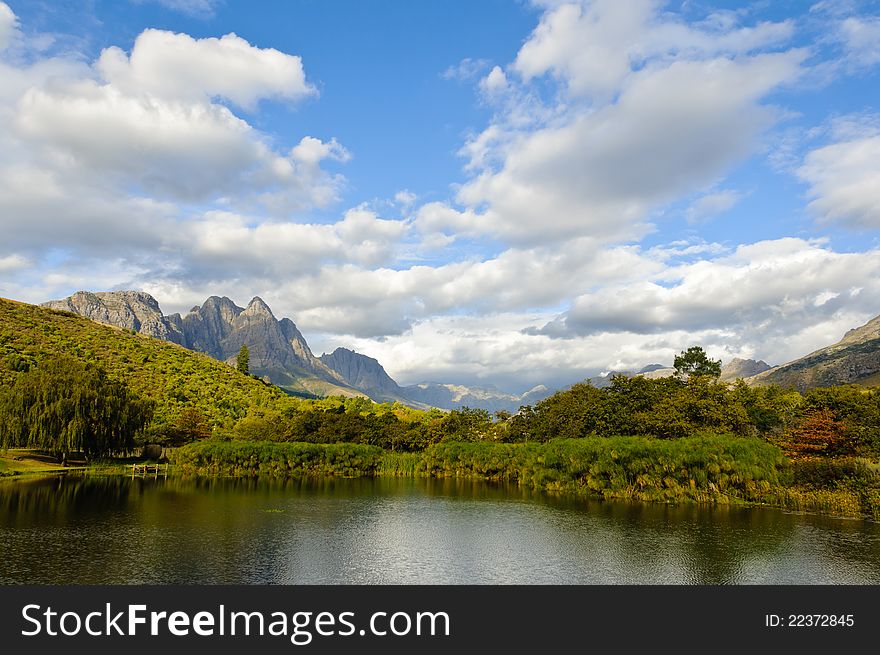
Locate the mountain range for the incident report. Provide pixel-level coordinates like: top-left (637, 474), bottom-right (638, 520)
top-left (42, 291), bottom-right (552, 412)
top-left (42, 290), bottom-right (880, 407)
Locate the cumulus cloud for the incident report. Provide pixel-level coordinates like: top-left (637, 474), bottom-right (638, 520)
top-left (174, 239), bottom-right (661, 339)
top-left (417, 0), bottom-right (807, 246)
top-left (798, 121), bottom-right (880, 228)
top-left (0, 13), bottom-right (348, 265)
top-left (479, 66), bottom-right (509, 98)
top-left (153, 206), bottom-right (408, 285)
top-left (5, 28), bottom-right (335, 211)
top-left (96, 29), bottom-right (314, 108)
top-left (448, 52), bottom-right (803, 243)
top-left (512, 0), bottom-right (794, 100)
top-left (533, 239), bottom-right (880, 358)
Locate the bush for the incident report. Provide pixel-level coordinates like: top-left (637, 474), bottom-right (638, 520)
top-left (171, 440), bottom-right (384, 478)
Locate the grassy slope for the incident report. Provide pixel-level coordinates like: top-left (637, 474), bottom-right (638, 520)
top-left (0, 297), bottom-right (288, 429)
top-left (751, 338), bottom-right (880, 390)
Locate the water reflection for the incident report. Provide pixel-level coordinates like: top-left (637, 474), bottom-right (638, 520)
top-left (1, 475), bottom-right (878, 584)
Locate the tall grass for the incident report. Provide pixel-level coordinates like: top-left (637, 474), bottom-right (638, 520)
top-left (175, 434), bottom-right (786, 504)
top-left (171, 440), bottom-right (384, 477)
top-left (170, 434), bottom-right (879, 517)
top-left (414, 435), bottom-right (787, 504)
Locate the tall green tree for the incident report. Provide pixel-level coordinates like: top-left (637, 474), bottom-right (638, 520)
top-left (0, 356), bottom-right (153, 459)
top-left (673, 346), bottom-right (722, 379)
top-left (236, 344), bottom-right (250, 375)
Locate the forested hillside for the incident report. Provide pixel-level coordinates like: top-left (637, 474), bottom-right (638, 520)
top-left (0, 297), bottom-right (285, 437)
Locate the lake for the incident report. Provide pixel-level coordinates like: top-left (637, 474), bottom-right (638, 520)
top-left (1, 474), bottom-right (879, 584)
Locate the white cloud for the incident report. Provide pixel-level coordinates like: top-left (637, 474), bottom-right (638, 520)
top-left (450, 52), bottom-right (803, 243)
top-left (0, 253), bottom-right (29, 273)
top-left (798, 122), bottom-right (880, 228)
top-left (197, 239), bottom-right (662, 338)
top-left (0, 23), bottom-right (346, 248)
top-left (425, 1), bottom-right (806, 246)
top-left (685, 189), bottom-right (743, 224)
top-left (96, 29), bottom-right (314, 108)
top-left (394, 190), bottom-right (416, 208)
top-left (839, 15), bottom-right (880, 68)
top-left (0, 2), bottom-right (18, 52)
top-left (177, 206), bottom-right (408, 279)
top-left (0, 164), bottom-right (173, 254)
top-left (533, 239), bottom-right (880, 364)
top-left (512, 0), bottom-right (794, 101)
top-left (479, 66), bottom-right (509, 97)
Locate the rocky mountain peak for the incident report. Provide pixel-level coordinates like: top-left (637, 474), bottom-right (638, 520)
top-left (45, 289), bottom-right (353, 396)
top-left (243, 296), bottom-right (274, 318)
top-left (841, 314), bottom-right (880, 346)
top-left (720, 357), bottom-right (772, 381)
top-left (42, 290), bottom-right (185, 344)
top-left (320, 347), bottom-right (400, 394)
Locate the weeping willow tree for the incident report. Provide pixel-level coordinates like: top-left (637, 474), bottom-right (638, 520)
top-left (0, 356), bottom-right (154, 460)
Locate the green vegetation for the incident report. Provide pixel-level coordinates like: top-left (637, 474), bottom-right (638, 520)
top-left (236, 344), bottom-right (249, 376)
top-left (173, 435), bottom-right (787, 505)
top-left (0, 298), bottom-right (286, 442)
top-left (2, 298), bottom-right (878, 517)
top-left (673, 345), bottom-right (722, 378)
top-left (172, 440), bottom-right (384, 478)
top-left (0, 356), bottom-right (152, 459)
top-left (0, 450), bottom-right (68, 477)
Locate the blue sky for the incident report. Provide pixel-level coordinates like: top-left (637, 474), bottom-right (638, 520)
top-left (1, 0), bottom-right (880, 392)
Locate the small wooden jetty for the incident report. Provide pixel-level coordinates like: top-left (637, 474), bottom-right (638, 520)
top-left (131, 463), bottom-right (169, 478)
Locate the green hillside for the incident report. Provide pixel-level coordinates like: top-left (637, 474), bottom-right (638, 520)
top-left (0, 297), bottom-right (288, 435)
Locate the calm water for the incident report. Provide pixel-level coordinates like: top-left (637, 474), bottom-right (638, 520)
top-left (1, 474), bottom-right (879, 584)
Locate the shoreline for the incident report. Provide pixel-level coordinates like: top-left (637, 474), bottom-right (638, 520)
top-left (5, 436), bottom-right (879, 521)
top-left (3, 464), bottom-right (875, 523)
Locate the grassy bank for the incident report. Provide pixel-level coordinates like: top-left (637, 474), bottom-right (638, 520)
top-left (170, 436), bottom-right (880, 517)
top-left (0, 450), bottom-right (162, 479)
top-left (0, 450), bottom-right (68, 477)
top-left (171, 440), bottom-right (386, 478)
top-left (380, 436), bottom-right (789, 505)
top-left (171, 434), bottom-right (853, 506)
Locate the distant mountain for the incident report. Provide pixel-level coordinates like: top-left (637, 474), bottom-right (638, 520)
top-left (318, 346), bottom-right (552, 412)
top-left (399, 382), bottom-right (552, 414)
top-left (319, 347), bottom-right (407, 403)
top-left (746, 314), bottom-right (880, 390)
top-left (43, 291), bottom-right (359, 398)
top-left (720, 357), bottom-right (771, 381)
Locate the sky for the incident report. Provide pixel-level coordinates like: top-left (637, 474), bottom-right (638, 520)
top-left (1, 0), bottom-right (880, 393)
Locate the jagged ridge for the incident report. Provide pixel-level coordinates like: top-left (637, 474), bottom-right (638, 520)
top-left (43, 291), bottom-right (360, 399)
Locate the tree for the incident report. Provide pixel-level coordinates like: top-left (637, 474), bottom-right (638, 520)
top-left (236, 344), bottom-right (250, 375)
top-left (673, 346), bottom-right (721, 379)
top-left (170, 407), bottom-right (212, 445)
top-left (0, 356), bottom-right (153, 460)
top-left (773, 408), bottom-right (851, 460)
